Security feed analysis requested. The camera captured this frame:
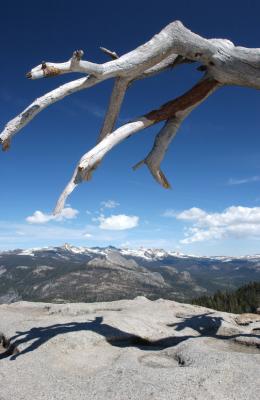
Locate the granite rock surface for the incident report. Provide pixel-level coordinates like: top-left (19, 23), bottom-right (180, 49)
top-left (0, 297), bottom-right (259, 400)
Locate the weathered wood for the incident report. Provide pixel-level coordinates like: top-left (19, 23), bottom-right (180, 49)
top-left (133, 78), bottom-right (219, 188)
top-left (0, 52), bottom-right (183, 150)
top-left (145, 78), bottom-right (219, 122)
top-left (54, 76), bottom-right (219, 213)
top-left (23, 21), bottom-right (260, 88)
top-left (99, 47), bottom-right (119, 60)
top-left (98, 78), bottom-right (129, 142)
top-left (1, 20), bottom-right (260, 213)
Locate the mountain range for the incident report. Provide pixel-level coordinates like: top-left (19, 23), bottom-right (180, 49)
top-left (0, 244), bottom-right (259, 303)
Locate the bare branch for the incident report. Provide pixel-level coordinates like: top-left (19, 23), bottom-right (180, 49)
top-left (97, 53), bottom-right (191, 144)
top-left (98, 78), bottom-right (129, 142)
top-left (84, 54), bottom-right (196, 181)
top-left (99, 47), bottom-right (119, 60)
top-left (139, 54), bottom-right (194, 80)
top-left (84, 54), bottom-right (188, 180)
top-left (3, 19), bottom-right (260, 215)
top-left (144, 78), bottom-right (219, 122)
top-left (2, 21), bottom-right (250, 151)
top-left (54, 117), bottom-right (153, 214)
top-left (26, 51), bottom-right (85, 79)
top-left (96, 54), bottom-right (192, 145)
top-left (0, 41), bottom-right (193, 150)
top-left (132, 118), bottom-right (182, 189)
top-left (133, 77), bottom-right (220, 187)
top-left (0, 75), bottom-right (101, 150)
top-left (27, 50), bottom-right (103, 80)
top-left (0, 54), bottom-right (184, 150)
top-left (54, 77), bottom-right (219, 213)
top-left (72, 49), bottom-right (85, 61)
top-left (26, 20), bottom-right (260, 89)
top-left (27, 21), bottom-right (218, 81)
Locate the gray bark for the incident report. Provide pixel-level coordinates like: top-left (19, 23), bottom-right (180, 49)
top-left (0, 20), bottom-right (259, 212)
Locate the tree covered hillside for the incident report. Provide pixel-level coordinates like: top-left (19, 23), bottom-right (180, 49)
top-left (192, 281), bottom-right (260, 314)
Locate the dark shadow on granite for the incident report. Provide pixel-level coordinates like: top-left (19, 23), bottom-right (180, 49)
top-left (0, 313), bottom-right (259, 360)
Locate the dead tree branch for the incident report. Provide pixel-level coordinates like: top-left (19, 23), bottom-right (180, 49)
top-left (54, 77), bottom-right (219, 213)
top-left (99, 47), bottom-right (119, 60)
top-left (0, 52), bottom-right (183, 150)
top-left (1, 20), bottom-right (260, 213)
top-left (133, 78), bottom-right (219, 188)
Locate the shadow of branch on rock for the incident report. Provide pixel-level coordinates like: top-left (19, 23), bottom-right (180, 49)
top-left (0, 313), bottom-right (259, 361)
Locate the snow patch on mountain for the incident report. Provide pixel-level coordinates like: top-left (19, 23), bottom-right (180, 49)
top-left (2, 244), bottom-right (260, 262)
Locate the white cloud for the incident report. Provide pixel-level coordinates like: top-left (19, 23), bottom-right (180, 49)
top-left (83, 233), bottom-right (93, 238)
top-left (98, 214), bottom-right (139, 230)
top-left (0, 219), bottom-right (130, 250)
top-left (175, 206), bottom-right (260, 244)
top-left (26, 207), bottom-right (79, 224)
top-left (176, 208), bottom-right (207, 221)
top-left (228, 176), bottom-right (260, 185)
top-left (163, 208), bottom-right (207, 220)
top-left (100, 200), bottom-right (120, 209)
top-left (26, 211), bottom-right (52, 224)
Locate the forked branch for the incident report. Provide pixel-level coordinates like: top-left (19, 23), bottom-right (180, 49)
top-left (1, 20), bottom-right (260, 214)
top-left (54, 77), bottom-right (219, 213)
top-left (133, 77), bottom-right (219, 188)
top-left (27, 21), bottom-right (215, 80)
top-left (0, 47), bottom-right (184, 150)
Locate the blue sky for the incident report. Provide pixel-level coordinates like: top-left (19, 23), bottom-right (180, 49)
top-left (1, 0), bottom-right (260, 255)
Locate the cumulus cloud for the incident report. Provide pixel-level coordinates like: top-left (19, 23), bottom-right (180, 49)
top-left (100, 200), bottom-right (120, 209)
top-left (0, 218), bottom-right (133, 250)
top-left (175, 206), bottom-right (260, 244)
top-left (177, 208), bottom-right (207, 221)
top-left (98, 214), bottom-right (139, 230)
top-left (26, 207), bottom-right (79, 224)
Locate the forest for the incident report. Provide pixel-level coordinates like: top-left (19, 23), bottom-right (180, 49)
top-left (192, 281), bottom-right (260, 314)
